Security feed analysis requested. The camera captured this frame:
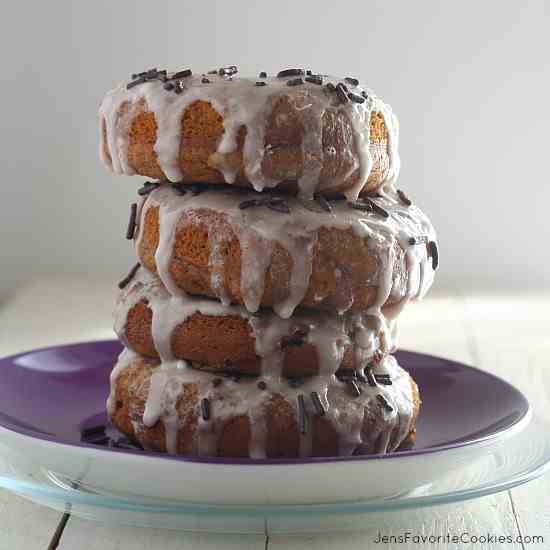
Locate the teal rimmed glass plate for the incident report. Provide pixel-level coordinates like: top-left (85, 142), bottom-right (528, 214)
top-left (1, 415), bottom-right (549, 533)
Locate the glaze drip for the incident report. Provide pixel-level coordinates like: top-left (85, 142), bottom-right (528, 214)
top-left (111, 269), bottom-right (418, 456)
top-left (114, 268), bottom-right (366, 369)
top-left (99, 72), bottom-right (400, 199)
top-left (109, 349), bottom-right (416, 457)
top-left (135, 184), bottom-right (437, 320)
top-left (102, 68), bottom-right (436, 460)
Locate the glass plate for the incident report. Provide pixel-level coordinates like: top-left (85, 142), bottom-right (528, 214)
top-left (0, 341), bottom-right (548, 532)
top-left (0, 341), bottom-right (533, 505)
top-left (0, 414), bottom-right (549, 533)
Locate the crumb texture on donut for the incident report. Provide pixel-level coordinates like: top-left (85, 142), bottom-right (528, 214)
top-left (99, 69), bottom-right (400, 199)
top-left (102, 68), bottom-right (439, 461)
top-left (114, 268), bottom-right (396, 378)
top-left (134, 185), bottom-right (437, 318)
top-left (109, 349), bottom-right (420, 458)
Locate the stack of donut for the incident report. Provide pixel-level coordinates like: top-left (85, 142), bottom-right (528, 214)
top-left (99, 66), bottom-right (438, 458)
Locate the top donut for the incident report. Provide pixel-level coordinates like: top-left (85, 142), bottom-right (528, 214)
top-left (99, 66), bottom-right (400, 199)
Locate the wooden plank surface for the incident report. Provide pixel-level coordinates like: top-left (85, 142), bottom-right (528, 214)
top-left (269, 295), bottom-right (526, 549)
top-left (0, 491), bottom-right (63, 549)
top-left (464, 295), bottom-right (550, 549)
top-left (57, 518), bottom-right (265, 550)
top-left (0, 280), bottom-right (548, 549)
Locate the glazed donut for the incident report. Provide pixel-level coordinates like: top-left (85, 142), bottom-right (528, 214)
top-left (99, 67), bottom-right (399, 199)
top-left (133, 184), bottom-right (437, 318)
top-left (114, 268), bottom-right (396, 378)
top-left (108, 349), bottom-right (420, 458)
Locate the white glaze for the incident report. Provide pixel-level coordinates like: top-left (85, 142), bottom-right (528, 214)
top-left (110, 348), bottom-right (416, 458)
top-left (99, 72), bottom-right (400, 199)
top-left (114, 268), bottom-right (356, 367)
top-left (111, 268), bottom-right (419, 457)
top-left (135, 184), bottom-right (437, 322)
top-left (106, 347), bottom-right (138, 416)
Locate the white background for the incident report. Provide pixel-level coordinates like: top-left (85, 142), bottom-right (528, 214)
top-left (1, 1), bottom-right (548, 297)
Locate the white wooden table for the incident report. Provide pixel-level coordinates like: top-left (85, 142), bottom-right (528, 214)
top-left (0, 279), bottom-right (549, 549)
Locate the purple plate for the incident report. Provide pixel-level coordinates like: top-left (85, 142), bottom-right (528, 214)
top-left (0, 340), bottom-right (530, 462)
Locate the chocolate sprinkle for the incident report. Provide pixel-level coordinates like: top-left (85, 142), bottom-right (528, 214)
top-left (118, 263), bottom-right (141, 290)
top-left (325, 82), bottom-right (336, 93)
top-left (201, 398), bottom-right (211, 421)
top-left (397, 189), bottom-right (412, 206)
top-left (365, 368), bottom-right (377, 387)
top-left (377, 394), bottom-right (394, 412)
top-left (374, 374), bottom-right (392, 386)
top-left (259, 71), bottom-right (267, 78)
top-left (257, 380), bottom-right (267, 390)
top-left (348, 199), bottom-right (373, 213)
top-left (323, 191), bottom-right (346, 201)
top-left (287, 78), bottom-right (304, 87)
top-left (239, 198), bottom-right (261, 210)
top-left (297, 395), bottom-right (308, 434)
top-left (212, 378), bottom-right (222, 387)
top-left (201, 77), bottom-right (210, 84)
top-left (408, 236), bottom-right (428, 245)
top-left (163, 82), bottom-right (175, 91)
top-left (88, 435), bottom-right (110, 446)
top-left (306, 70), bottom-right (312, 76)
top-left (128, 68), bottom-right (170, 90)
top-left (345, 77), bottom-right (359, 86)
top-left (189, 183), bottom-right (206, 195)
top-left (173, 182), bottom-right (188, 196)
top-left (173, 81), bottom-right (184, 94)
top-left (348, 92), bottom-right (365, 104)
top-left (81, 424), bottom-right (106, 440)
top-left (305, 75), bottom-right (323, 85)
top-left (255, 81), bottom-right (267, 87)
top-left (208, 69), bottom-right (218, 74)
top-left (126, 203), bottom-right (137, 240)
top-left (369, 200), bottom-right (390, 219)
top-left (282, 334), bottom-right (305, 347)
top-left (298, 196), bottom-right (332, 214)
top-left (310, 392), bottom-right (326, 416)
top-left (298, 198), bottom-right (319, 213)
top-left (126, 77), bottom-right (147, 90)
top-left (315, 194), bottom-right (332, 212)
top-left (219, 65), bottom-right (238, 77)
top-left (335, 83), bottom-right (349, 104)
top-left (348, 380), bottom-right (362, 397)
top-left (111, 436), bottom-right (143, 450)
top-left (349, 197), bottom-right (389, 218)
top-left (173, 69), bottom-right (192, 79)
top-left (361, 90), bottom-right (369, 100)
top-left (266, 197), bottom-right (291, 214)
top-left (277, 68), bottom-right (305, 78)
top-left (428, 241), bottom-right (439, 270)
top-left (137, 181), bottom-right (160, 196)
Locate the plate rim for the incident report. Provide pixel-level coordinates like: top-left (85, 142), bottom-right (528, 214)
top-left (0, 413), bottom-right (549, 515)
top-left (0, 339), bottom-right (532, 466)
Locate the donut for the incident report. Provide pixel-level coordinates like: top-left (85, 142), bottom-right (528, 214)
top-left (99, 67), bottom-right (400, 199)
top-left (114, 268), bottom-right (396, 378)
top-left (133, 184), bottom-right (438, 318)
top-left (108, 349), bottom-right (420, 458)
